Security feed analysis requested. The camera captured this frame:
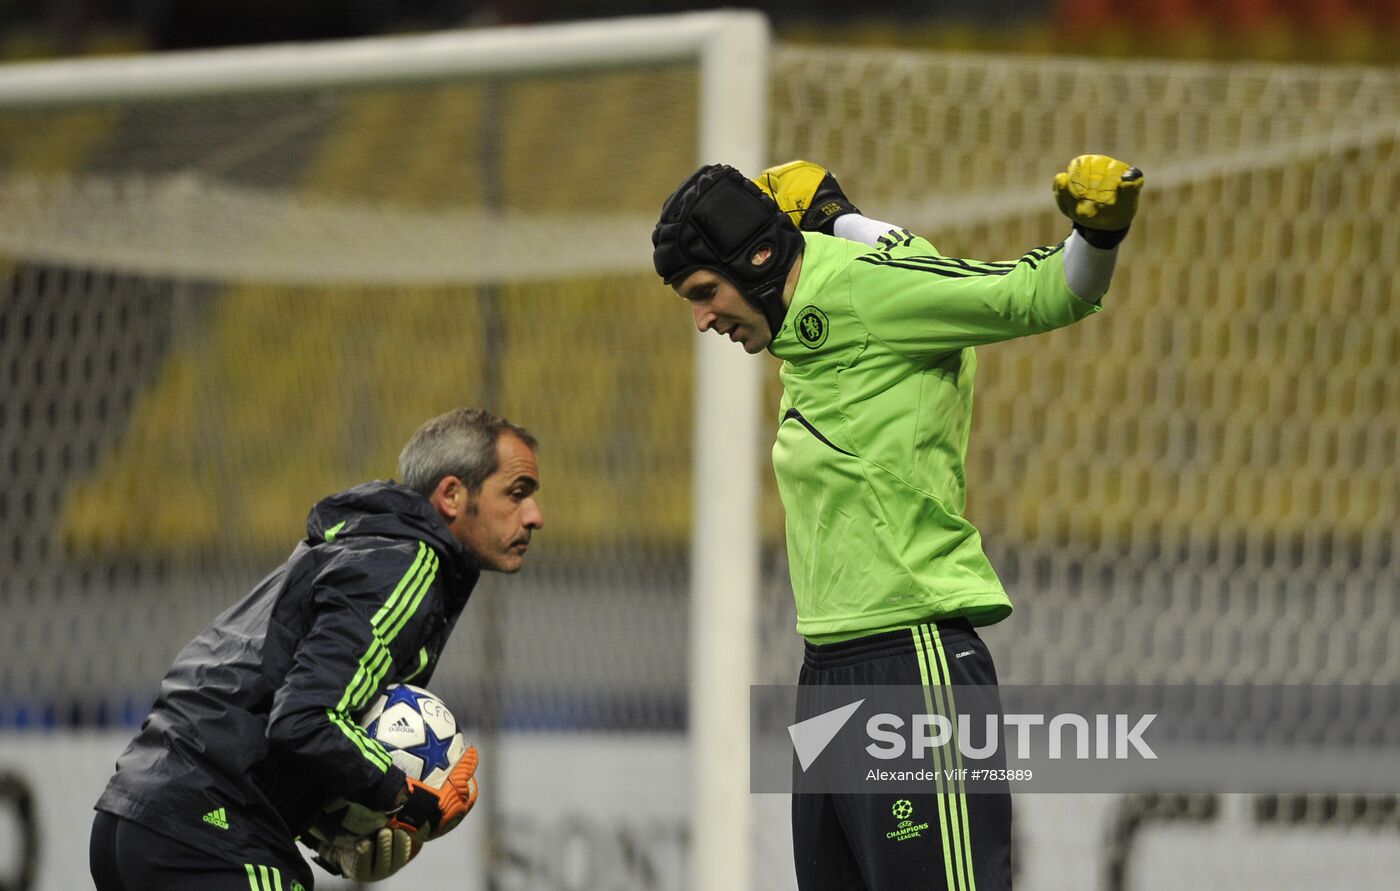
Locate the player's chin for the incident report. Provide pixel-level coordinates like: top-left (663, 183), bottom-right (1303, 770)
top-left (742, 335), bottom-right (770, 354)
top-left (482, 551), bottom-right (526, 573)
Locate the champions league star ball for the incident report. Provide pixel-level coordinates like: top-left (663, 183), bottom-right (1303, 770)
top-left (360, 683), bottom-right (467, 788)
top-left (308, 684), bottom-right (467, 848)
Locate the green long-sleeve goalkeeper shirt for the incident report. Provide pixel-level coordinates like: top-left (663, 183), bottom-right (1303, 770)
top-left (770, 229), bottom-right (1102, 643)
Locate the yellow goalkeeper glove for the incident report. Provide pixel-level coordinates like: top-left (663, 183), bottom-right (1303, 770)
top-left (754, 160), bottom-right (860, 235)
top-left (317, 827), bottom-right (419, 883)
top-left (1053, 154), bottom-right (1143, 247)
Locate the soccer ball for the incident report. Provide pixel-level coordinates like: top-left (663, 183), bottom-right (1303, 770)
top-left (307, 684), bottom-right (466, 849)
top-left (360, 683), bottom-right (467, 787)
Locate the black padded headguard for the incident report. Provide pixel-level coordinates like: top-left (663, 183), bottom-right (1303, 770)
top-left (652, 163), bottom-right (803, 338)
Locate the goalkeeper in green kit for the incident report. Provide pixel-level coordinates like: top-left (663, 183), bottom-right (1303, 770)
top-left (652, 155), bottom-right (1142, 889)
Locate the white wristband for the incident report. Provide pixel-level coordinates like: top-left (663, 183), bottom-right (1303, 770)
top-left (1063, 229), bottom-right (1120, 305)
top-left (833, 214), bottom-right (902, 247)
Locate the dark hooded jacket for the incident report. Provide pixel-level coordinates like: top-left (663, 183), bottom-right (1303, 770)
top-left (95, 481), bottom-right (480, 869)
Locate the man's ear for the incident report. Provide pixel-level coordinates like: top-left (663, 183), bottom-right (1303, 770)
top-left (429, 475), bottom-right (464, 521)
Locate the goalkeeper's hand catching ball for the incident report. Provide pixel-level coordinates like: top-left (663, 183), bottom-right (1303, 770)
top-left (387, 745), bottom-right (479, 842)
top-left (316, 827), bottom-right (419, 883)
top-left (755, 160), bottom-right (861, 235)
top-left (1053, 154), bottom-right (1143, 247)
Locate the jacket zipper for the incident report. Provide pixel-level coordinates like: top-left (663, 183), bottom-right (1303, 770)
top-left (783, 407), bottom-right (856, 457)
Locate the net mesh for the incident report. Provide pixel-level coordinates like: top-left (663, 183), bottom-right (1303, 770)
top-left (0, 67), bottom-right (703, 728)
top-left (765, 47), bottom-right (1400, 688)
top-left (1, 38), bottom-right (1398, 890)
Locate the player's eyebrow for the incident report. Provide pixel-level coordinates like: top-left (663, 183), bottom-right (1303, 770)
top-left (675, 280), bottom-right (714, 301)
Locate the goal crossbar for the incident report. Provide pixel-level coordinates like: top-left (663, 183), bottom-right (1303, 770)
top-left (0, 11), bottom-right (759, 108)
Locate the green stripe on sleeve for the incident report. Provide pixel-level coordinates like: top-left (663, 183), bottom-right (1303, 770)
top-left (341, 543), bottom-right (431, 708)
top-left (352, 550), bottom-right (438, 711)
top-left (368, 551), bottom-right (433, 640)
top-left (343, 642), bottom-right (393, 714)
top-left (355, 548), bottom-right (437, 698)
top-left (328, 541), bottom-right (440, 772)
top-left (245, 864), bottom-right (260, 891)
top-left (327, 708), bottom-right (391, 770)
top-left (380, 551), bottom-right (437, 642)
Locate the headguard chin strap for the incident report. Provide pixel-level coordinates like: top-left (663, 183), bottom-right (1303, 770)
top-left (651, 164), bottom-right (803, 338)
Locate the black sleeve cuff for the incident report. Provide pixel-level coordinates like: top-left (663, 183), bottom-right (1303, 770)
top-left (360, 764), bottom-right (408, 812)
top-left (311, 853), bottom-right (343, 876)
top-left (802, 172), bottom-right (862, 235)
top-left (1073, 222), bottom-right (1130, 249)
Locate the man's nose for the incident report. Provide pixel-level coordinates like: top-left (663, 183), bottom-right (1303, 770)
top-left (523, 499), bottom-right (543, 530)
top-left (692, 302), bottom-right (714, 332)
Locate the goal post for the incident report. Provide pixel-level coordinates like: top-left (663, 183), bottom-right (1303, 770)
top-left (690, 16), bottom-right (767, 891)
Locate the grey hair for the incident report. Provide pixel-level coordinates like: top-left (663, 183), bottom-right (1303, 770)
top-left (397, 407), bottom-right (538, 497)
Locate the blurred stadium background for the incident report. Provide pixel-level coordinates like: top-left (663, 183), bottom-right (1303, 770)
top-left (0, 2), bottom-right (1397, 890)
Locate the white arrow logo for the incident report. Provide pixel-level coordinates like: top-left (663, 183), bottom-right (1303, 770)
top-left (788, 699), bottom-right (864, 771)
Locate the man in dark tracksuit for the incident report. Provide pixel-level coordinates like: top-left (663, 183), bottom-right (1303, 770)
top-left (90, 407), bottom-right (543, 890)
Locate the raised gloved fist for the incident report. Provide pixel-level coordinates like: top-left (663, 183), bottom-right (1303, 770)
top-left (387, 745), bottom-right (479, 842)
top-left (1053, 154), bottom-right (1143, 236)
top-left (754, 160), bottom-right (861, 235)
top-left (316, 827), bottom-right (420, 882)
